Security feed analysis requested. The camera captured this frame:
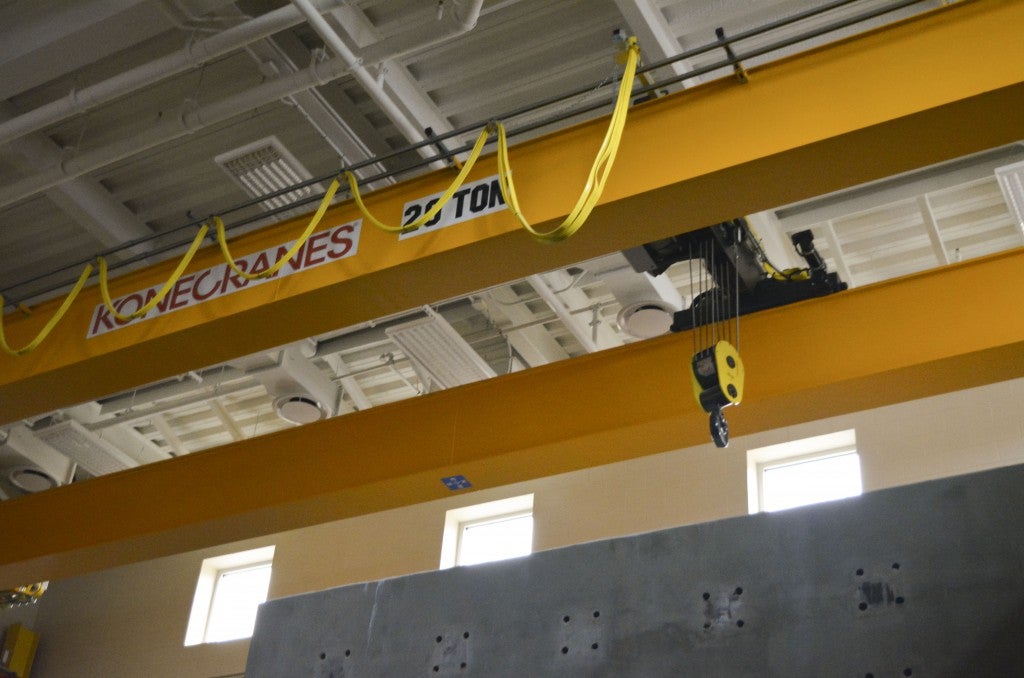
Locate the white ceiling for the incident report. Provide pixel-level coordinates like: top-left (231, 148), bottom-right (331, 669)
top-left (1, 0), bottom-right (1022, 500)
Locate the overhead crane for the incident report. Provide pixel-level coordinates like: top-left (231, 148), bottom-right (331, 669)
top-left (0, 0), bottom-right (1023, 588)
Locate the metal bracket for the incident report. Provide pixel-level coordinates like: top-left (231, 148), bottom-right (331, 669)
top-left (716, 27), bottom-right (749, 84)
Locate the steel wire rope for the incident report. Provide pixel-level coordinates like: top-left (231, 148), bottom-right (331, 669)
top-left (344, 127), bottom-right (492, 233)
top-left (0, 264), bottom-right (94, 356)
top-left (214, 175), bottom-right (340, 281)
top-left (98, 224), bottom-right (210, 322)
top-left (495, 36), bottom-right (640, 243)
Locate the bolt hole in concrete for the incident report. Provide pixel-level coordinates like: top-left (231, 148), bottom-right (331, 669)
top-left (460, 662), bottom-right (467, 669)
top-left (463, 631), bottom-right (470, 639)
top-left (436, 636), bottom-right (443, 643)
top-left (859, 602), bottom-right (868, 611)
top-left (734, 587), bottom-right (743, 595)
top-left (593, 610), bottom-right (600, 618)
top-left (865, 673), bottom-right (874, 678)
top-left (592, 643), bottom-right (599, 650)
top-left (562, 647), bottom-right (569, 654)
top-left (892, 562), bottom-right (901, 570)
top-left (319, 652), bottom-right (326, 660)
top-left (433, 666), bottom-right (440, 672)
top-left (702, 592), bottom-right (710, 600)
top-left (345, 650), bottom-right (351, 657)
top-left (563, 615), bottom-right (571, 623)
top-left (856, 568), bottom-right (865, 576)
top-left (904, 669), bottom-right (913, 676)
top-left (896, 596), bottom-right (905, 605)
top-left (736, 620), bottom-right (745, 628)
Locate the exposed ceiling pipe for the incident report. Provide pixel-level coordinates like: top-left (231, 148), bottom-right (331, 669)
top-left (357, 0), bottom-right (486, 66)
top-left (0, 0), bottom-right (348, 148)
top-left (290, 0), bottom-right (449, 171)
top-left (90, 380), bottom-right (257, 430)
top-left (0, 0), bottom-right (487, 210)
top-left (97, 365), bottom-right (247, 415)
top-left (0, 54), bottom-right (355, 210)
top-left (244, 39), bottom-right (394, 189)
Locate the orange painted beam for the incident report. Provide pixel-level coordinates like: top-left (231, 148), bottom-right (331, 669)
top-left (1, 0), bottom-right (1022, 424)
top-left (1, 247), bottom-right (1023, 587)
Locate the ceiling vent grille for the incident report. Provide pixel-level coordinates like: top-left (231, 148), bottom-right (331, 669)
top-left (215, 136), bottom-right (323, 211)
top-left (33, 420), bottom-right (138, 477)
top-left (386, 308), bottom-right (497, 391)
top-left (996, 160), bottom-right (1024, 234)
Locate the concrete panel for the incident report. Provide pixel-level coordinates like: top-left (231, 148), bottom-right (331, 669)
top-left (247, 463), bottom-right (1024, 676)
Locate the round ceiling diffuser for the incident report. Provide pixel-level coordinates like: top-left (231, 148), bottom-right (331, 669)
top-left (617, 301), bottom-right (676, 339)
top-left (8, 467), bottom-right (59, 493)
top-left (273, 395), bottom-right (328, 425)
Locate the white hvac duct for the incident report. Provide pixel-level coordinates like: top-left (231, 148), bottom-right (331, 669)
top-left (357, 0), bottom-right (486, 66)
top-left (0, 0), bottom-right (347, 147)
top-left (0, 54), bottom-right (353, 209)
top-left (232, 345), bottom-right (340, 425)
top-left (602, 268), bottom-right (683, 339)
top-left (0, 424), bottom-right (77, 494)
top-left (0, 0), bottom-right (486, 210)
top-left (592, 252), bottom-right (684, 339)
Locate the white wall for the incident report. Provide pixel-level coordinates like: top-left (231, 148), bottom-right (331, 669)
top-left (22, 377), bottom-right (1024, 677)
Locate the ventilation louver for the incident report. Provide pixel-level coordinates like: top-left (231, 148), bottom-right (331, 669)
top-left (33, 420), bottom-right (137, 477)
top-left (215, 136), bottom-right (323, 211)
top-left (996, 160), bottom-right (1024, 234)
top-left (386, 309), bottom-right (496, 391)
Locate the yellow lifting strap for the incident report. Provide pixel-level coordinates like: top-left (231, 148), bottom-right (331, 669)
top-left (765, 262), bottom-right (810, 281)
top-left (215, 176), bottom-right (341, 281)
top-left (99, 224), bottom-right (210, 322)
top-left (0, 263), bottom-right (94, 356)
top-left (742, 219), bottom-right (810, 281)
top-left (345, 126), bottom-right (493, 234)
top-left (496, 35), bottom-right (640, 243)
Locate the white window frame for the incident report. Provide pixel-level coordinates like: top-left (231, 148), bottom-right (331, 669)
top-left (184, 545), bottom-right (275, 646)
top-left (747, 429), bottom-right (860, 514)
top-left (440, 494), bottom-right (534, 569)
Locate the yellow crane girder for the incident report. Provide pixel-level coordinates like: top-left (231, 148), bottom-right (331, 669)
top-left (1, 0), bottom-right (1023, 587)
top-left (0, 0), bottom-right (1021, 424)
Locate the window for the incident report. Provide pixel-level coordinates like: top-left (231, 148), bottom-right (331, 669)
top-left (184, 545), bottom-right (274, 646)
top-left (440, 495), bottom-right (534, 568)
top-left (747, 429), bottom-right (862, 513)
